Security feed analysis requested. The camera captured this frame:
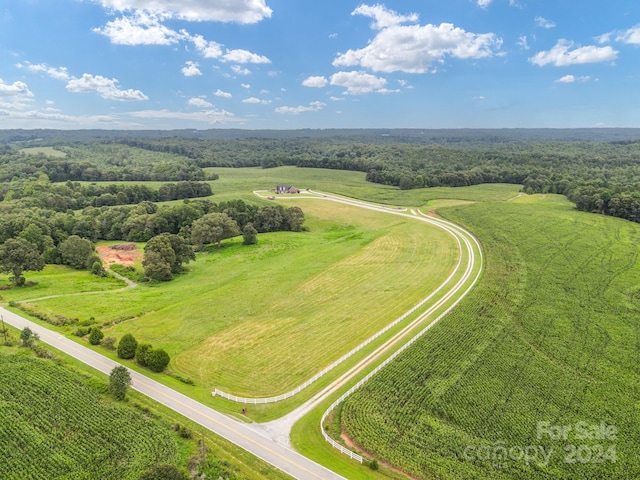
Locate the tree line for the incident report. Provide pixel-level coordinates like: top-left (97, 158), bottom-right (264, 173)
top-left (0, 197), bottom-right (305, 284)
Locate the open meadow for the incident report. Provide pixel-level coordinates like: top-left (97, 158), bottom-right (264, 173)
top-left (15, 192), bottom-right (459, 398)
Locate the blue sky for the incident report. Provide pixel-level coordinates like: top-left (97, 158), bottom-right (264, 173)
top-left (1, 0), bottom-right (639, 129)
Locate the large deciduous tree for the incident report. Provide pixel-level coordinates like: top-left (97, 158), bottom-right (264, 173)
top-left (143, 233), bottom-right (195, 281)
top-left (190, 212), bottom-right (240, 248)
top-left (59, 235), bottom-right (94, 269)
top-left (0, 237), bottom-right (44, 286)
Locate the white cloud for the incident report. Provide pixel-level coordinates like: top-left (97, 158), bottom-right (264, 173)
top-left (330, 96), bottom-right (344, 101)
top-left (182, 61), bottom-right (202, 76)
top-left (555, 75), bottom-right (590, 83)
top-left (595, 32), bottom-right (612, 44)
top-left (231, 65), bottom-right (251, 75)
top-left (0, 79), bottom-right (33, 97)
top-left (614, 24), bottom-right (640, 44)
top-left (93, 11), bottom-right (183, 45)
top-left (535, 16), bottom-right (556, 29)
top-left (242, 97), bottom-right (270, 104)
top-left (94, 0), bottom-right (272, 24)
top-left (17, 62), bottom-right (71, 80)
top-left (302, 76), bottom-right (328, 88)
top-left (556, 74), bottom-right (575, 83)
top-left (241, 83), bottom-right (251, 89)
top-left (188, 97), bottom-right (212, 107)
top-left (351, 4), bottom-right (418, 29)
top-left (530, 40), bottom-right (618, 66)
top-left (275, 101), bottom-right (325, 115)
top-left (329, 71), bottom-right (387, 95)
top-left (66, 73), bottom-right (148, 101)
top-left (517, 35), bottom-right (529, 50)
top-left (189, 34), bottom-right (223, 58)
top-left (334, 4), bottom-right (502, 74)
top-left (214, 89), bottom-right (232, 98)
top-left (221, 49), bottom-right (270, 64)
top-left (476, 0), bottom-right (492, 8)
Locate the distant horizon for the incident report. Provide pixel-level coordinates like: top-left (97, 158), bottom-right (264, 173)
top-left (2, 1), bottom-right (640, 130)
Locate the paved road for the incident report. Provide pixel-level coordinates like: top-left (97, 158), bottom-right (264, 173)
top-left (0, 307), bottom-right (346, 480)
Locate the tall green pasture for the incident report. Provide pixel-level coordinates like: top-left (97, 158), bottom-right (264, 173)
top-left (340, 194), bottom-right (640, 479)
top-left (22, 199), bottom-right (458, 397)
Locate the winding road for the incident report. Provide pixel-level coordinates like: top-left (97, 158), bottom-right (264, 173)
top-left (1, 191), bottom-right (482, 479)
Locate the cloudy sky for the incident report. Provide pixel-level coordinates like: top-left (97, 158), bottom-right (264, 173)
top-left (1, 0), bottom-right (639, 129)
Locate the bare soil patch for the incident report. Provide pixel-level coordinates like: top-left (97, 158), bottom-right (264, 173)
top-left (96, 244), bottom-right (141, 267)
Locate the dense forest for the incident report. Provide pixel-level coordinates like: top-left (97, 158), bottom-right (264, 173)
top-left (2, 129), bottom-right (640, 224)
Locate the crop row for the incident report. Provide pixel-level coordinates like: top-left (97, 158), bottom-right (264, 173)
top-left (0, 355), bottom-right (178, 480)
top-left (340, 202), bottom-right (640, 480)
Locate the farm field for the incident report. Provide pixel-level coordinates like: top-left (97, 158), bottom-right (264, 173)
top-left (205, 166), bottom-right (522, 205)
top-left (0, 350), bottom-right (179, 480)
top-left (338, 194), bottom-right (640, 479)
top-left (15, 195), bottom-right (459, 398)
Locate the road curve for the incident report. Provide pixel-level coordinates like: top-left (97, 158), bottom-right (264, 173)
top-left (0, 307), bottom-right (345, 480)
top-left (2, 191), bottom-right (482, 479)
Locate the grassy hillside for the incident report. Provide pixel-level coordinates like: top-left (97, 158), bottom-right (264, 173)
top-left (340, 194), bottom-right (640, 479)
top-left (15, 197), bottom-right (457, 397)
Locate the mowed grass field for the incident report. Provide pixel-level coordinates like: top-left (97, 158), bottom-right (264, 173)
top-left (21, 197), bottom-right (458, 397)
top-left (205, 166), bottom-right (521, 205)
top-left (339, 194), bottom-right (640, 479)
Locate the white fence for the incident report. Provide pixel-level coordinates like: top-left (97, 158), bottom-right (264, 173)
top-left (319, 287), bottom-right (474, 463)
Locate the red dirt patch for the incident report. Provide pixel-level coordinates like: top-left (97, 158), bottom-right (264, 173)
top-left (96, 244), bottom-right (142, 267)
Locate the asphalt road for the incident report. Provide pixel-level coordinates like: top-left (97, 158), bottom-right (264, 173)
top-left (0, 307), bottom-right (346, 480)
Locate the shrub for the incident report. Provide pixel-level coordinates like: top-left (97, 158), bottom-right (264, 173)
top-left (135, 343), bottom-right (153, 367)
top-left (117, 333), bottom-right (138, 359)
top-left (369, 459), bottom-right (379, 471)
top-left (102, 336), bottom-right (117, 350)
top-left (91, 261), bottom-right (106, 276)
top-left (88, 327), bottom-right (104, 345)
top-left (73, 327), bottom-right (91, 337)
top-left (147, 348), bottom-right (170, 373)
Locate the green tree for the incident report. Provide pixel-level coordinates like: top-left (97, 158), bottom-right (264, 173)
top-left (190, 212), bottom-right (240, 248)
top-left (109, 365), bottom-right (131, 401)
top-left (117, 333), bottom-right (138, 359)
top-left (19, 224), bottom-right (54, 253)
top-left (242, 223), bottom-right (258, 245)
top-left (146, 348), bottom-right (170, 373)
top-left (59, 235), bottom-right (94, 269)
top-left (88, 327), bottom-right (104, 345)
top-left (0, 238), bottom-right (44, 286)
top-left (142, 250), bottom-right (173, 281)
top-left (144, 233), bottom-right (194, 274)
top-left (135, 343), bottom-right (153, 368)
top-left (139, 464), bottom-right (188, 480)
top-left (20, 326), bottom-right (35, 347)
top-left (284, 206), bottom-right (305, 232)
